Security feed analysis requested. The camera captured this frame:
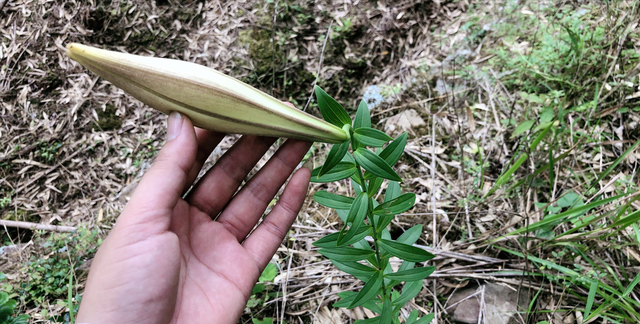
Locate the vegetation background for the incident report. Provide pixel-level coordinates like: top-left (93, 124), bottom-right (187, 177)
top-left (1, 0), bottom-right (639, 323)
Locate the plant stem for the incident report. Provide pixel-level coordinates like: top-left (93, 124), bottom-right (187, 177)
top-left (352, 156), bottom-right (389, 299)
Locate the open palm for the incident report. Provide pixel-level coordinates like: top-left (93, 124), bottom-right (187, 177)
top-left (77, 112), bottom-right (312, 324)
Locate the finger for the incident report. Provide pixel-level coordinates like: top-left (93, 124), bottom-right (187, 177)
top-left (183, 128), bottom-right (226, 193)
top-left (216, 139), bottom-right (312, 241)
top-left (119, 112), bottom-right (197, 230)
top-left (186, 135), bottom-right (276, 217)
top-left (243, 167), bottom-right (310, 269)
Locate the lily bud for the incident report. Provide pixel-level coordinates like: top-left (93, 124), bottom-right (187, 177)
top-left (65, 43), bottom-right (348, 143)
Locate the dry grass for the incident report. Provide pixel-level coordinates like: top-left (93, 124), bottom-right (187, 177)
top-left (1, 0), bottom-right (640, 323)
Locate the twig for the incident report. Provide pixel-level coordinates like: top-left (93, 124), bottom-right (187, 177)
top-left (15, 145), bottom-right (88, 194)
top-left (0, 220), bottom-right (76, 232)
top-left (303, 21), bottom-right (333, 112)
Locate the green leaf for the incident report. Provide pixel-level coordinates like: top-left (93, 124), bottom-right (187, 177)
top-left (364, 133), bottom-right (407, 180)
top-left (319, 141), bottom-right (350, 177)
top-left (512, 120), bottom-right (534, 138)
top-left (313, 191), bottom-right (354, 209)
top-left (339, 193), bottom-right (370, 245)
top-left (368, 177), bottom-right (384, 197)
top-left (397, 224), bottom-right (422, 245)
top-left (252, 318), bottom-right (274, 324)
top-left (259, 263), bottom-right (278, 282)
top-left (584, 278), bottom-right (598, 320)
top-left (380, 298), bottom-right (393, 324)
top-left (373, 193), bottom-right (415, 216)
top-left (375, 214), bottom-right (395, 233)
top-left (354, 148), bottom-right (402, 181)
top-left (393, 280), bottom-right (423, 306)
top-left (252, 283), bottom-right (265, 294)
top-left (378, 239), bottom-right (434, 262)
top-left (354, 317), bottom-right (380, 324)
top-left (414, 313), bottom-right (435, 324)
top-left (354, 128), bottom-right (393, 147)
top-left (311, 162), bottom-right (357, 183)
top-left (385, 266), bottom-right (435, 281)
top-left (354, 100), bottom-right (371, 129)
top-left (333, 291), bottom-right (358, 308)
top-left (349, 271), bottom-right (383, 308)
top-left (313, 226), bottom-right (371, 248)
top-left (318, 247), bottom-right (375, 262)
top-left (384, 181), bottom-right (401, 202)
top-left (332, 260), bottom-right (377, 281)
top-left (378, 133), bottom-right (407, 166)
top-left (315, 85), bottom-right (352, 127)
top-left (405, 310), bottom-right (419, 324)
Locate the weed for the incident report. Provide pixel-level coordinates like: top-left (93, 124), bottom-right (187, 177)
top-left (20, 228), bottom-right (101, 309)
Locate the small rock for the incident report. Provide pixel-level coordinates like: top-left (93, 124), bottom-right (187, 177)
top-left (384, 109), bottom-right (425, 134)
top-left (446, 282), bottom-right (530, 324)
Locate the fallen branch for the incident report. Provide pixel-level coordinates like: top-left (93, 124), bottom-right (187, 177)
top-left (0, 220), bottom-right (76, 233)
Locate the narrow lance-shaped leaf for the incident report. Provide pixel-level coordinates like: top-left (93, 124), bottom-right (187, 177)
top-left (318, 247), bottom-right (375, 262)
top-left (374, 193), bottom-right (415, 216)
top-left (364, 133), bottom-right (407, 180)
top-left (378, 239), bottom-right (434, 262)
top-left (414, 313), bottom-right (435, 324)
top-left (349, 271), bottom-right (383, 308)
top-left (313, 191), bottom-right (354, 210)
top-left (354, 128), bottom-right (393, 147)
top-left (368, 177), bottom-right (384, 197)
top-left (311, 162), bottom-right (357, 183)
top-left (332, 260), bottom-right (377, 282)
top-left (338, 193), bottom-right (370, 245)
top-left (354, 100), bottom-right (371, 129)
top-left (313, 226), bottom-right (370, 248)
top-left (393, 280), bottom-right (423, 306)
top-left (385, 266), bottom-right (436, 281)
top-left (397, 224), bottom-right (422, 245)
top-left (380, 298), bottom-right (392, 324)
top-left (318, 140), bottom-right (351, 177)
top-left (384, 181), bottom-right (401, 202)
top-left (315, 85), bottom-right (352, 127)
top-left (354, 148), bottom-right (402, 182)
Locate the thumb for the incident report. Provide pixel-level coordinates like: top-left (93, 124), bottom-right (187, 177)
top-left (120, 111), bottom-right (198, 228)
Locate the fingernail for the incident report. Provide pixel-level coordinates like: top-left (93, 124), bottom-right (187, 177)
top-left (167, 111), bottom-right (183, 141)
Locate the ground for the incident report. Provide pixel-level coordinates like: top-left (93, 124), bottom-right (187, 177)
top-left (1, 0), bottom-right (640, 323)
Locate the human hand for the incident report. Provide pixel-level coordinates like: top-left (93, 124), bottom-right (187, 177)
top-left (76, 111), bottom-right (312, 324)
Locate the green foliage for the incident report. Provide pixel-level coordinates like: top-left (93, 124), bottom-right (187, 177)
top-left (246, 263), bottom-right (280, 312)
top-left (0, 274), bottom-right (28, 324)
top-left (312, 87), bottom-right (434, 323)
top-left (21, 228), bottom-right (100, 307)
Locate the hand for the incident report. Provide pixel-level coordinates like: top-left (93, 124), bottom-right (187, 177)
top-left (76, 111), bottom-right (312, 324)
